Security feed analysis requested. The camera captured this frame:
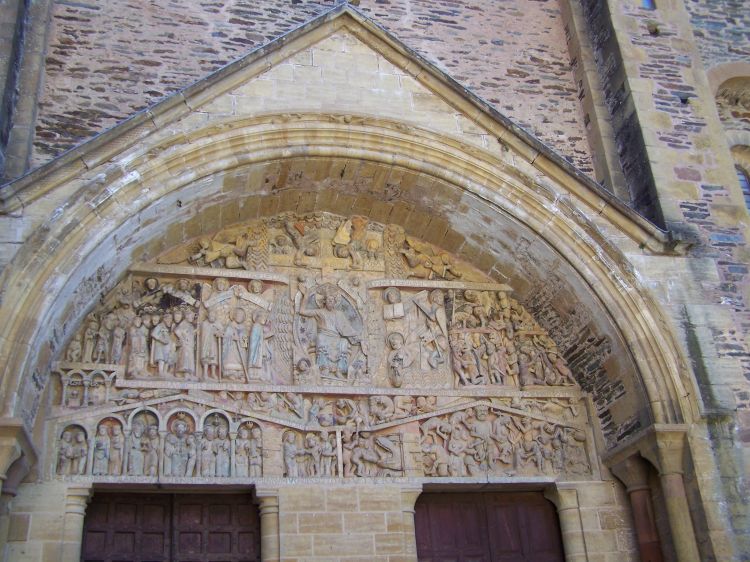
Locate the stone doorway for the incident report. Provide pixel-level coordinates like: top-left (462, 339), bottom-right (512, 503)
top-left (414, 492), bottom-right (564, 561)
top-left (80, 492), bottom-right (260, 562)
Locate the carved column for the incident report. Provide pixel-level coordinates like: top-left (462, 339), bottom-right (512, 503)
top-left (400, 485), bottom-right (422, 561)
top-left (256, 488), bottom-right (280, 562)
top-left (639, 429), bottom-right (700, 562)
top-left (61, 485), bottom-right (93, 562)
top-left (610, 454), bottom-right (663, 562)
top-left (544, 485), bottom-right (587, 562)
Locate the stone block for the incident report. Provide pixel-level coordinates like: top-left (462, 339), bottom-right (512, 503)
top-left (357, 488), bottom-right (401, 512)
top-left (299, 512), bottom-right (343, 533)
top-left (280, 533), bottom-right (312, 557)
top-left (345, 512), bottom-right (386, 533)
top-left (576, 482), bottom-right (616, 507)
top-left (7, 513), bottom-right (30, 542)
top-left (386, 512), bottom-right (405, 533)
top-left (293, 65), bottom-right (323, 84)
top-left (326, 488), bottom-right (359, 512)
top-left (280, 488), bottom-right (324, 512)
top-left (28, 512), bottom-right (64, 541)
top-left (313, 533), bottom-right (375, 557)
top-left (598, 508), bottom-right (630, 530)
top-left (374, 532), bottom-right (404, 555)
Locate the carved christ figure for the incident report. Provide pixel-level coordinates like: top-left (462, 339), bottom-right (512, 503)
top-left (299, 289), bottom-right (360, 378)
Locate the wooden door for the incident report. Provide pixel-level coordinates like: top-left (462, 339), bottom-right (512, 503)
top-left (172, 494), bottom-right (260, 562)
top-left (81, 492), bottom-right (260, 562)
top-left (415, 492), bottom-right (564, 562)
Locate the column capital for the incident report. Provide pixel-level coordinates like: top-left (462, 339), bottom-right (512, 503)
top-left (400, 484), bottom-right (423, 512)
top-left (544, 484), bottom-right (579, 512)
top-left (608, 453), bottom-right (651, 492)
top-left (603, 423), bottom-right (688, 476)
top-left (65, 485), bottom-right (93, 516)
top-left (0, 418), bottom-right (37, 477)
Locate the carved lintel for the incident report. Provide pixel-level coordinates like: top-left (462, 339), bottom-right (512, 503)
top-left (367, 279), bottom-right (512, 292)
top-left (130, 264), bottom-right (289, 284)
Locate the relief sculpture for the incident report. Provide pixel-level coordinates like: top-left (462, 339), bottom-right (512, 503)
top-left (47, 212), bottom-right (592, 484)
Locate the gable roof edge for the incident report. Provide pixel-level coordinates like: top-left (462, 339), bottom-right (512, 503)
top-left (0, 3), bottom-right (686, 254)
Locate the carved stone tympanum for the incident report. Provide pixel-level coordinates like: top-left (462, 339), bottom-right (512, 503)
top-left (47, 212), bottom-right (592, 484)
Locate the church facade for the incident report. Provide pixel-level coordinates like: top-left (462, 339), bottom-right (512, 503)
top-left (0, 1), bottom-right (747, 561)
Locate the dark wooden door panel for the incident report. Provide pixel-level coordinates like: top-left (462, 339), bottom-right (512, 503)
top-left (416, 492), bottom-right (564, 562)
top-left (82, 493), bottom-right (260, 562)
top-left (82, 493), bottom-right (171, 562)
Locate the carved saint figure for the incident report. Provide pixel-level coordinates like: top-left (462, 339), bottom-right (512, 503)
top-left (248, 309), bottom-right (273, 375)
top-left (386, 332), bottom-right (413, 388)
top-left (174, 309), bottom-right (196, 379)
top-left (66, 334), bottom-right (82, 362)
top-left (92, 425), bottom-right (110, 475)
top-left (143, 425), bottom-right (160, 477)
top-left (83, 319), bottom-right (98, 362)
top-left (222, 308), bottom-right (248, 381)
top-left (234, 427), bottom-right (251, 477)
top-left (150, 314), bottom-right (175, 377)
top-left (200, 309), bottom-right (222, 380)
top-left (109, 425), bottom-right (124, 475)
top-left (57, 431), bottom-right (75, 475)
top-left (128, 422), bottom-right (145, 476)
top-left (111, 315), bottom-right (126, 364)
top-left (320, 430), bottom-right (336, 477)
top-left (248, 427), bottom-right (263, 477)
top-left (74, 432), bottom-right (88, 475)
top-left (200, 426), bottom-right (217, 477)
top-left (214, 426), bottom-right (231, 477)
top-left (283, 432), bottom-right (303, 478)
top-left (127, 316), bottom-right (149, 377)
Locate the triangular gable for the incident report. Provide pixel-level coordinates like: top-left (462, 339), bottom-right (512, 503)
top-left (0, 4), bottom-right (674, 252)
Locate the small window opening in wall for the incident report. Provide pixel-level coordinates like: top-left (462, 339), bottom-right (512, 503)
top-left (642, 0), bottom-right (656, 10)
top-left (736, 166), bottom-right (750, 209)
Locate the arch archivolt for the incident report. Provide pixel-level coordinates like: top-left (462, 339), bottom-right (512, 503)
top-left (0, 114), bottom-right (698, 484)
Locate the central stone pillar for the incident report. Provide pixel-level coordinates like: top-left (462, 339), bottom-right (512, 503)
top-left (256, 487), bottom-right (280, 562)
top-left (61, 485), bottom-right (92, 562)
top-left (400, 485), bottom-right (422, 561)
top-left (544, 484), bottom-right (587, 562)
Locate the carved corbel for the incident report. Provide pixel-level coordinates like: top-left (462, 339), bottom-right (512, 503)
top-left (0, 419), bottom-right (37, 496)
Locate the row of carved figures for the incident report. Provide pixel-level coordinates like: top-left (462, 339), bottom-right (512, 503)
top-left (63, 275), bottom-right (577, 390)
top-left (55, 406), bottom-right (588, 480)
top-left (419, 405), bottom-right (590, 477)
top-left (56, 415), bottom-right (262, 478)
top-left (67, 294), bottom-right (273, 383)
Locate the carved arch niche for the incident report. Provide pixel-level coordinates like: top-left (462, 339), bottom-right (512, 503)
top-left (45, 211), bottom-right (603, 485)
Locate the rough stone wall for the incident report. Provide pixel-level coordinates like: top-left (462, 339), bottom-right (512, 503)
top-left (594, 0), bottom-right (750, 553)
top-left (685, 0), bottom-right (750, 71)
top-left (29, 0), bottom-right (593, 174)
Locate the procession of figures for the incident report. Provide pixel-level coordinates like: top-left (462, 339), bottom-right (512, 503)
top-left (49, 212), bottom-right (594, 483)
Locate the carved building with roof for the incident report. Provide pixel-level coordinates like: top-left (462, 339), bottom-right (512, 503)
top-left (0, 1), bottom-right (747, 561)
